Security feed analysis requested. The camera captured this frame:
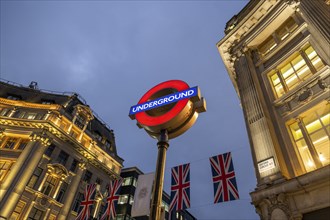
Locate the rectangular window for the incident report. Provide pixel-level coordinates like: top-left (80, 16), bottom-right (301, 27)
top-left (44, 144), bottom-right (55, 157)
top-left (75, 115), bottom-right (85, 129)
top-left (3, 138), bottom-right (17, 149)
top-left (122, 177), bottom-right (132, 186)
top-left (25, 113), bottom-right (37, 120)
top-left (268, 44), bottom-right (325, 98)
top-left (7, 95), bottom-right (21, 100)
top-left (41, 175), bottom-right (58, 196)
top-left (56, 150), bottom-right (69, 166)
top-left (83, 170), bottom-right (92, 183)
top-left (258, 36), bottom-right (277, 56)
top-left (70, 159), bottom-right (78, 172)
top-left (11, 200), bottom-right (26, 220)
top-left (0, 160), bottom-right (14, 182)
top-left (0, 108), bottom-right (10, 116)
top-left (56, 182), bottom-right (68, 203)
top-left (27, 167), bottom-right (43, 189)
top-left (118, 195), bottom-right (129, 204)
top-left (276, 17), bottom-right (298, 41)
top-left (72, 192), bottom-right (84, 212)
top-left (287, 101), bottom-right (329, 172)
top-left (17, 139), bottom-right (28, 150)
top-left (28, 207), bottom-right (44, 220)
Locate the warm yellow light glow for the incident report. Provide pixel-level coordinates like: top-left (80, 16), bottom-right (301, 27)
top-left (313, 136), bottom-right (329, 145)
top-left (297, 66), bottom-right (310, 77)
top-left (293, 58), bottom-right (306, 71)
top-left (305, 119), bottom-right (321, 132)
top-left (319, 153), bottom-right (326, 162)
top-left (281, 33), bottom-right (289, 40)
top-left (307, 50), bottom-right (317, 59)
top-left (312, 57), bottom-right (321, 66)
top-left (307, 160), bottom-right (314, 167)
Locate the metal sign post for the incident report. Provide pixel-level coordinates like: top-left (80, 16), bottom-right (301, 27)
top-left (129, 80), bottom-right (206, 220)
top-left (150, 129), bottom-right (169, 220)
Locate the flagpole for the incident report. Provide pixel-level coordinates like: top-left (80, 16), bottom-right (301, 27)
top-left (150, 129), bottom-right (169, 220)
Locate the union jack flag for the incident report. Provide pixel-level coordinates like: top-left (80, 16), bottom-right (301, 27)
top-left (100, 178), bottom-right (123, 220)
top-left (209, 152), bottom-right (239, 203)
top-left (75, 183), bottom-right (96, 220)
top-left (169, 163), bottom-right (190, 212)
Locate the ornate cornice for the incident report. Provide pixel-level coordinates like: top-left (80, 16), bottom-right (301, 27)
top-left (0, 97), bottom-right (61, 110)
top-left (29, 130), bottom-right (52, 146)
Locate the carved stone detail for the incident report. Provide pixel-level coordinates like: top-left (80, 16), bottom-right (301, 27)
top-left (266, 193), bottom-right (291, 220)
top-left (29, 130), bottom-right (52, 146)
top-left (297, 88), bottom-right (313, 103)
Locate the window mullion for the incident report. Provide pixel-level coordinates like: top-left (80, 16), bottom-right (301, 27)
top-left (276, 70), bottom-right (289, 92)
top-left (299, 50), bottom-right (317, 74)
top-left (296, 118), bottom-right (323, 168)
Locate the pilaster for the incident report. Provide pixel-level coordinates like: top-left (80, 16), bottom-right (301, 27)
top-left (57, 162), bottom-right (86, 220)
top-left (0, 130), bottom-right (52, 219)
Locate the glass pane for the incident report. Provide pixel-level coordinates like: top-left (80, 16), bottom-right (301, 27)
top-left (291, 55), bottom-right (305, 71)
top-left (304, 116), bottom-right (322, 134)
top-left (311, 130), bottom-right (330, 166)
top-left (296, 139), bottom-right (316, 172)
top-left (285, 74), bottom-right (299, 90)
top-left (296, 65), bottom-right (312, 80)
top-left (281, 63), bottom-right (294, 79)
top-left (271, 74), bottom-right (280, 86)
top-left (311, 56), bottom-right (324, 71)
top-left (289, 122), bottom-right (303, 140)
top-left (305, 46), bottom-right (316, 60)
top-left (275, 84), bottom-right (285, 97)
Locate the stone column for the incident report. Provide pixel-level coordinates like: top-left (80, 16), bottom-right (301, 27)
top-left (234, 51), bottom-right (281, 183)
top-left (57, 162), bottom-right (86, 220)
top-left (0, 131), bottom-right (51, 219)
top-left (0, 132), bottom-right (43, 202)
top-left (52, 179), bottom-right (63, 199)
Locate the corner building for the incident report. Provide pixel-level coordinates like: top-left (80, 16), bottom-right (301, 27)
top-left (217, 0), bottom-right (329, 219)
top-left (0, 80), bottom-right (123, 219)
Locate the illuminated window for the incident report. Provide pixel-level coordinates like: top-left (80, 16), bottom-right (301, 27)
top-left (258, 17), bottom-right (298, 57)
top-left (48, 214), bottom-right (56, 220)
top-left (3, 137), bottom-right (17, 149)
top-left (0, 108), bottom-right (10, 116)
top-left (75, 114), bottom-right (85, 129)
top-left (42, 175), bottom-right (58, 196)
top-left (0, 160), bottom-right (14, 181)
top-left (276, 17), bottom-right (298, 41)
top-left (11, 200), bottom-right (26, 220)
top-left (17, 139), bottom-right (28, 150)
top-left (122, 177), bottom-right (132, 186)
top-left (269, 44), bottom-right (325, 98)
top-left (288, 101), bottom-right (330, 172)
top-left (118, 195), bottom-right (129, 204)
top-left (258, 36), bottom-right (277, 56)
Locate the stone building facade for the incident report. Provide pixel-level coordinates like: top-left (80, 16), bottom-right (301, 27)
top-left (217, 0), bottom-right (329, 219)
top-left (0, 79), bottom-right (123, 219)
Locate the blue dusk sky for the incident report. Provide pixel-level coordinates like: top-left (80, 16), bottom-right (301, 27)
top-left (0, 0), bottom-right (259, 219)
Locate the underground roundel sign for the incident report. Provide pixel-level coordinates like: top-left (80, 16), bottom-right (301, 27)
top-left (129, 80), bottom-right (206, 139)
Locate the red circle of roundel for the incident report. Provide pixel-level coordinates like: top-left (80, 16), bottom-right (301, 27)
top-left (135, 80), bottom-right (190, 127)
